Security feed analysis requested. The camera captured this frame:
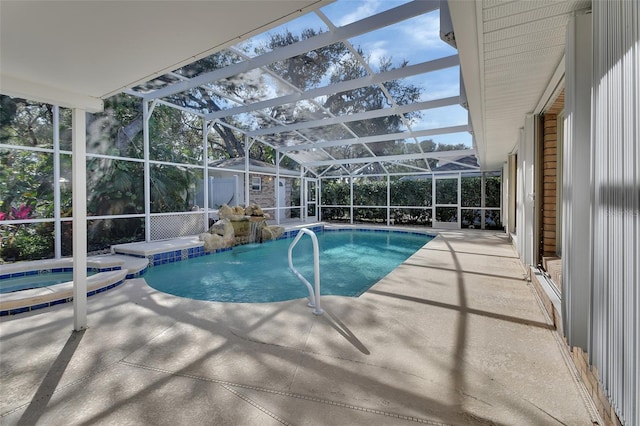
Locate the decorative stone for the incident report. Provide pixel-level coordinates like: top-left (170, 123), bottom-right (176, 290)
top-left (262, 225), bottom-right (284, 241)
top-left (218, 204), bottom-right (234, 219)
top-left (209, 218), bottom-right (234, 239)
top-left (209, 203), bottom-right (272, 246)
top-left (244, 203), bottom-right (264, 217)
top-left (200, 233), bottom-right (232, 251)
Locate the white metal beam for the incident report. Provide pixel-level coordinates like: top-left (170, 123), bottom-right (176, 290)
top-left (144, 1), bottom-right (439, 102)
top-left (302, 149), bottom-right (475, 167)
top-left (247, 96), bottom-right (460, 137)
top-left (279, 125), bottom-right (470, 152)
top-left (205, 55), bottom-right (459, 120)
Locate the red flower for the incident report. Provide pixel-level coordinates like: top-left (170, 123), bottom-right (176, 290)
top-left (1, 204), bottom-right (32, 221)
top-left (13, 204), bottom-right (32, 220)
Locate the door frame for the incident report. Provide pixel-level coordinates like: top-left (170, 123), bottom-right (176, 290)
top-left (303, 177), bottom-right (318, 221)
top-left (432, 174), bottom-right (461, 229)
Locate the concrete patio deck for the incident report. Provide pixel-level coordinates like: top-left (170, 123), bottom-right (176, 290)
top-left (0, 230), bottom-right (598, 425)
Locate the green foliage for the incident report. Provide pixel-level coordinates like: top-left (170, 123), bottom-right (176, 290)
top-left (320, 175), bottom-right (501, 228)
top-left (390, 179), bottom-right (432, 206)
top-left (0, 147), bottom-right (55, 220)
top-left (149, 165), bottom-right (198, 213)
top-left (87, 218), bottom-right (145, 253)
top-left (352, 180), bottom-right (386, 206)
top-left (87, 159), bottom-right (144, 215)
top-left (485, 176), bottom-right (501, 207)
top-left (1, 223), bottom-right (53, 261)
top-left (461, 176), bottom-right (481, 207)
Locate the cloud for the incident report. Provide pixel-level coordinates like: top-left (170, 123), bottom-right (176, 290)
top-left (402, 13), bottom-right (443, 49)
top-left (335, 0), bottom-right (382, 27)
top-left (364, 40), bottom-right (389, 66)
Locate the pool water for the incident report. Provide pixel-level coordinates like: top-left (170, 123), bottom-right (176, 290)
top-left (144, 230), bottom-right (432, 303)
top-left (0, 271), bottom-right (96, 294)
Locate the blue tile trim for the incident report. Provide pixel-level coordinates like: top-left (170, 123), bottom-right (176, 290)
top-left (1, 276), bottom-right (127, 317)
top-left (0, 265), bottom-right (119, 282)
top-left (9, 307), bottom-right (30, 315)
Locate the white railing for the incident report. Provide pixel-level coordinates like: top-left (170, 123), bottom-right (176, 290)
top-left (287, 228), bottom-right (324, 315)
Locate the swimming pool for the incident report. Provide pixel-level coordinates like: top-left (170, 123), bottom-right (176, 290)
top-left (144, 229), bottom-right (433, 303)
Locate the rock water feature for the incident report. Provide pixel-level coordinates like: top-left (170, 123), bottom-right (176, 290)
top-left (199, 204), bottom-right (285, 252)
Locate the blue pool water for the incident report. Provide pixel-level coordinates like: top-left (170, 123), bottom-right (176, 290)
top-left (144, 229), bottom-right (432, 303)
top-left (0, 271), bottom-right (96, 294)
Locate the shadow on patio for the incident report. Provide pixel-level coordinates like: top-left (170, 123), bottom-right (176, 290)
top-left (0, 231), bottom-right (596, 425)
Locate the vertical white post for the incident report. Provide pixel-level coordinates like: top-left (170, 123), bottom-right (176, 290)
top-left (480, 171), bottom-right (486, 230)
top-left (431, 175), bottom-right (435, 226)
top-left (72, 108), bottom-right (87, 331)
top-left (299, 167), bottom-right (304, 221)
top-left (202, 119), bottom-right (209, 231)
top-left (318, 177), bottom-right (322, 222)
top-left (244, 137), bottom-right (250, 207)
top-left (457, 172), bottom-right (462, 229)
top-left (276, 151), bottom-right (282, 224)
top-left (53, 105), bottom-right (62, 259)
top-left (562, 12), bottom-right (592, 351)
top-left (386, 174), bottom-right (390, 226)
top-left (349, 176), bottom-right (354, 225)
top-left (143, 100), bottom-right (151, 241)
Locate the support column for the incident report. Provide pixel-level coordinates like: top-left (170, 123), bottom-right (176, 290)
top-left (143, 101), bottom-right (151, 242)
top-left (349, 176), bottom-right (354, 225)
top-left (53, 105), bottom-right (61, 259)
top-left (386, 175), bottom-right (390, 226)
top-left (276, 150), bottom-right (281, 225)
top-left (299, 167), bottom-right (304, 221)
top-left (202, 120), bottom-right (209, 231)
top-left (562, 12), bottom-right (592, 350)
top-left (72, 108), bottom-right (87, 331)
top-left (244, 137), bottom-right (251, 207)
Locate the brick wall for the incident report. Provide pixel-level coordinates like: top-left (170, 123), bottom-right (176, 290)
top-left (249, 174), bottom-right (276, 208)
top-left (542, 113), bottom-right (559, 257)
top-left (530, 269), bottom-right (624, 426)
top-left (247, 174), bottom-right (292, 219)
top-left (571, 347), bottom-right (623, 426)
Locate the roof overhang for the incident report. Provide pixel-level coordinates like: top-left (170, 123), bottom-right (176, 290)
top-left (0, 0), bottom-right (330, 112)
top-left (448, 0), bottom-right (590, 170)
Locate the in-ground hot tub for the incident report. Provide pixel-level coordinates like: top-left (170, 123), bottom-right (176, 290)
top-left (0, 257), bottom-right (129, 316)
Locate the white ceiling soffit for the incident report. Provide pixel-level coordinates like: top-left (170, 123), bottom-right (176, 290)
top-left (0, 0), bottom-right (330, 112)
top-left (449, 0), bottom-right (590, 170)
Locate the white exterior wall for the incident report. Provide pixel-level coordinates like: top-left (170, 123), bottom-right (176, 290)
top-left (589, 2), bottom-right (639, 424)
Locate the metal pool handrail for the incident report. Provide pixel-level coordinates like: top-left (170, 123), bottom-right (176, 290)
top-left (287, 228), bottom-right (324, 315)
